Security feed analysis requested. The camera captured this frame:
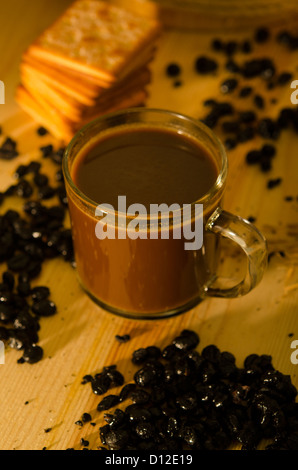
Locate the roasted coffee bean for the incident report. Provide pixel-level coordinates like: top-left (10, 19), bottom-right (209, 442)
top-left (13, 310), bottom-right (39, 333)
top-left (254, 94), bottom-right (265, 109)
top-left (80, 438), bottom-right (89, 447)
top-left (115, 334), bottom-right (130, 343)
top-left (2, 271), bottom-right (15, 290)
top-left (56, 185), bottom-right (68, 206)
top-left (0, 303), bottom-right (15, 323)
top-left (172, 330), bottom-right (199, 351)
top-left (130, 389), bottom-right (150, 405)
top-left (221, 121), bottom-right (240, 133)
top-left (81, 412), bottom-right (92, 423)
top-left (132, 347), bottom-right (148, 365)
top-left (242, 58), bottom-right (275, 79)
top-left (31, 286), bottom-right (50, 301)
top-left (37, 126), bottom-right (48, 136)
top-left (220, 78), bottom-right (238, 94)
top-left (14, 165), bottom-right (28, 179)
top-left (146, 346), bottom-right (161, 360)
top-left (211, 38), bottom-right (223, 51)
top-left (241, 40), bottom-right (252, 53)
top-left (225, 59), bottom-right (241, 74)
top-left (0, 326), bottom-right (9, 341)
top-left (15, 180), bottom-right (33, 198)
top-left (195, 56), bottom-right (218, 74)
top-left (97, 395), bottom-right (120, 411)
top-left (104, 367), bottom-right (124, 387)
top-left (246, 149), bottom-right (262, 165)
top-left (33, 173), bottom-right (49, 188)
top-left (81, 374), bottom-right (93, 385)
top-left (239, 86), bottom-right (253, 97)
top-left (258, 118), bottom-right (280, 139)
top-left (255, 27), bottom-right (270, 43)
top-left (261, 144), bottom-right (276, 158)
top-left (237, 126), bottom-right (255, 142)
top-left (225, 40), bottom-right (237, 56)
top-left (7, 253), bottom-right (30, 272)
top-left (27, 161), bottom-right (42, 174)
top-left (17, 280), bottom-right (31, 297)
top-left (119, 383), bottom-right (137, 402)
top-left (20, 344), bottom-right (43, 364)
top-left (40, 144), bottom-right (53, 158)
top-left (7, 328), bottom-right (31, 350)
top-left (103, 428), bottom-right (130, 450)
top-left (134, 363), bottom-right (163, 387)
top-left (0, 137), bottom-right (18, 160)
top-left (267, 177), bottom-right (282, 189)
top-left (135, 422), bottom-right (155, 440)
top-left (165, 63), bottom-right (181, 77)
top-left (31, 299), bottom-right (57, 317)
top-left (91, 374), bottom-right (111, 395)
top-left (38, 185), bottom-right (56, 200)
top-left (55, 169), bottom-right (64, 182)
top-left (239, 111), bottom-right (256, 123)
top-left (125, 404), bottom-right (152, 423)
top-left (224, 137), bottom-right (237, 150)
top-left (277, 72), bottom-right (293, 85)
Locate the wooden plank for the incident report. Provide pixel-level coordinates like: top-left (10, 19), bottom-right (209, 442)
top-left (0, 1), bottom-right (297, 450)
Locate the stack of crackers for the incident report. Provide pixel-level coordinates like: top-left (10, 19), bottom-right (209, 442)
top-left (16, 0), bottom-right (161, 143)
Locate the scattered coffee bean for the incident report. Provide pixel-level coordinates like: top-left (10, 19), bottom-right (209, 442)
top-left (245, 149), bottom-right (262, 165)
top-left (254, 94), bottom-right (265, 109)
top-left (239, 111), bottom-right (256, 123)
top-left (195, 56), bottom-right (218, 74)
top-left (165, 63), bottom-right (181, 77)
top-left (222, 121), bottom-right (240, 134)
top-left (242, 58), bottom-right (275, 79)
top-left (239, 86), bottom-right (253, 97)
top-left (20, 344), bottom-right (44, 364)
top-left (225, 40), bottom-right (237, 56)
top-left (277, 72), bottom-right (293, 85)
top-left (80, 438), bottom-right (89, 447)
top-left (255, 27), bottom-right (270, 43)
top-left (31, 299), bottom-right (57, 317)
top-left (220, 78), bottom-right (238, 94)
top-left (211, 38), bottom-right (223, 51)
top-left (241, 40), bottom-right (252, 54)
top-left (115, 334), bottom-right (130, 343)
top-left (225, 59), bottom-right (241, 74)
top-left (97, 395), bottom-right (120, 411)
top-left (81, 412), bottom-right (92, 423)
top-left (0, 137), bottom-right (19, 160)
top-left (267, 177), bottom-right (282, 189)
top-left (37, 126), bottom-right (48, 136)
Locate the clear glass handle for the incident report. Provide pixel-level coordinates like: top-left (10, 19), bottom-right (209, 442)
top-left (205, 207), bottom-right (268, 298)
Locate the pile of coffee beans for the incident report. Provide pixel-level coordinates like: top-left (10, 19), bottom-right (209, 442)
top-left (77, 330), bottom-right (298, 450)
top-left (0, 128), bottom-right (74, 364)
top-left (165, 26), bottom-right (298, 176)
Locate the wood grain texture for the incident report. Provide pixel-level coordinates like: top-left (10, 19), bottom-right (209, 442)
top-left (0, 0), bottom-right (297, 450)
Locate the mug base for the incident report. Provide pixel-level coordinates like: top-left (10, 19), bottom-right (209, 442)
top-left (78, 277), bottom-right (204, 320)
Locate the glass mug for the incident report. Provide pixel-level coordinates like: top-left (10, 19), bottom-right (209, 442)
top-left (63, 108), bottom-right (267, 319)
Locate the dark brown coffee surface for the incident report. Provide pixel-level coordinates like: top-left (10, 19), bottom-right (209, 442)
top-left (72, 126), bottom-right (218, 208)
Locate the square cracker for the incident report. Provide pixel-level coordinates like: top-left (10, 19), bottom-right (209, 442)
top-left (26, 0), bottom-right (161, 83)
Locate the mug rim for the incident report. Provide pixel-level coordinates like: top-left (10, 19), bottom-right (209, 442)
top-left (62, 107), bottom-right (228, 218)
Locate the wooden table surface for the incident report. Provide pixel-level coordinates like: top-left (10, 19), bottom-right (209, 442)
top-left (0, 0), bottom-right (298, 451)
